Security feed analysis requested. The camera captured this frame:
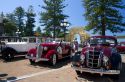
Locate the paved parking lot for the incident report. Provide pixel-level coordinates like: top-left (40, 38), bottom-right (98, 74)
top-left (0, 55), bottom-right (125, 82)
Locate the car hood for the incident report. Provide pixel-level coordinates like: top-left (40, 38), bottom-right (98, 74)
top-left (28, 48), bottom-right (37, 55)
top-left (82, 46), bottom-right (112, 57)
top-left (41, 42), bottom-right (59, 47)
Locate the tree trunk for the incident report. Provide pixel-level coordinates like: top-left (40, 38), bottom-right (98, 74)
top-left (101, 15), bottom-right (106, 36)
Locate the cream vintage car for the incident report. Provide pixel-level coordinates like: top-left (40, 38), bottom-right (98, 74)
top-left (1, 37), bottom-right (42, 61)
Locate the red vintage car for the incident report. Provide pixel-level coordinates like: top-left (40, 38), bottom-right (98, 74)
top-left (71, 36), bottom-right (122, 77)
top-left (26, 38), bottom-right (73, 66)
top-left (117, 42), bottom-right (125, 53)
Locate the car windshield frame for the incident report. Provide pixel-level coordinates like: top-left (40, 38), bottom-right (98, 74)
top-left (89, 37), bottom-right (117, 46)
top-left (45, 38), bottom-right (62, 43)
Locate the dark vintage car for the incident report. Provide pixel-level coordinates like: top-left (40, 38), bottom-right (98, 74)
top-left (26, 38), bottom-right (73, 66)
top-left (117, 42), bottom-right (125, 53)
top-left (71, 36), bottom-right (122, 77)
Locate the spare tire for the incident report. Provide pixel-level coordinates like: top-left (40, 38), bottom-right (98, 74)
top-left (56, 46), bottom-right (62, 54)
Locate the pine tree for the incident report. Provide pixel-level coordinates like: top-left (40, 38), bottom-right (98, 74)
top-left (6, 13), bottom-right (17, 24)
top-left (5, 13), bottom-right (17, 36)
top-left (0, 12), bottom-right (17, 36)
top-left (40, 0), bottom-right (68, 38)
top-left (14, 6), bottom-right (25, 36)
top-left (83, 0), bottom-right (125, 35)
top-left (25, 5), bottom-right (36, 36)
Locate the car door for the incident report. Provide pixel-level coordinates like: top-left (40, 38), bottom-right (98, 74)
top-left (61, 42), bottom-right (69, 57)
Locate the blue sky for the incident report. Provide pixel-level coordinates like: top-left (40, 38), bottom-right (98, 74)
top-left (0, 0), bottom-right (125, 37)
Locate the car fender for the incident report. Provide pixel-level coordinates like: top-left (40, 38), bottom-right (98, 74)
top-left (45, 50), bottom-right (57, 59)
top-left (1, 47), bottom-right (17, 54)
top-left (28, 48), bottom-right (37, 56)
top-left (110, 53), bottom-right (121, 69)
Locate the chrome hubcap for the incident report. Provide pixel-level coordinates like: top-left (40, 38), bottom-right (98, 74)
top-left (52, 54), bottom-right (56, 65)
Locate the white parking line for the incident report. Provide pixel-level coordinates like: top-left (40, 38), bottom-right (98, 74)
top-left (7, 65), bottom-right (70, 82)
top-left (76, 77), bottom-right (94, 82)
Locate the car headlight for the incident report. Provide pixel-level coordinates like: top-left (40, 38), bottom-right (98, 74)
top-left (103, 55), bottom-right (109, 62)
top-left (44, 47), bottom-right (48, 51)
top-left (31, 54), bottom-right (34, 57)
top-left (80, 55), bottom-right (85, 62)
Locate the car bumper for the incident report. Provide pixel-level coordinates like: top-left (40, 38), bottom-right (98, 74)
top-left (71, 65), bottom-right (120, 75)
top-left (26, 55), bottom-right (49, 62)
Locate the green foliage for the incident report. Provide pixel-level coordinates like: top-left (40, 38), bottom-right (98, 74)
top-left (0, 12), bottom-right (17, 36)
top-left (83, 0), bottom-right (125, 35)
top-left (6, 13), bottom-right (17, 24)
top-left (1, 6), bottom-right (36, 37)
top-left (40, 0), bottom-right (68, 38)
top-left (3, 18), bottom-right (17, 36)
top-left (14, 6), bottom-right (25, 36)
top-left (25, 5), bottom-right (36, 36)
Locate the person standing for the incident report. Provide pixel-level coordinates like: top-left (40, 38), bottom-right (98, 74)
top-left (74, 38), bottom-right (78, 52)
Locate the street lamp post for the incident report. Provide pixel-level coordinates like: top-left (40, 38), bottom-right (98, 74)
top-left (16, 29), bottom-right (21, 37)
top-left (60, 19), bottom-right (69, 41)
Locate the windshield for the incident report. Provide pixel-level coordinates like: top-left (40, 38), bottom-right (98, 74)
top-left (89, 37), bottom-right (116, 46)
top-left (22, 38), bottom-right (28, 42)
top-left (121, 43), bottom-right (125, 46)
top-left (45, 38), bottom-right (62, 43)
top-left (45, 38), bottom-right (54, 43)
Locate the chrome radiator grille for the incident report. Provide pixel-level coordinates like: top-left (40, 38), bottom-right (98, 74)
top-left (86, 51), bottom-right (102, 68)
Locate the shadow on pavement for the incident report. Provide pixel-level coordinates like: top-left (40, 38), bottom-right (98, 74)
top-left (0, 76), bottom-right (17, 82)
top-left (0, 55), bottom-right (26, 63)
top-left (75, 62), bottom-right (125, 82)
top-left (29, 57), bottom-right (71, 69)
top-left (0, 72), bottom-right (17, 82)
top-left (77, 72), bottom-right (110, 82)
top-left (10, 55), bottom-right (26, 62)
top-left (0, 73), bottom-right (8, 77)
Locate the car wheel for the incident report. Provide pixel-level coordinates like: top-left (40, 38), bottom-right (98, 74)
top-left (117, 62), bottom-right (122, 71)
top-left (57, 46), bottom-right (62, 55)
top-left (76, 70), bottom-right (81, 76)
top-left (111, 62), bottom-right (122, 79)
top-left (50, 54), bottom-right (57, 66)
top-left (29, 59), bottom-right (35, 65)
top-left (2, 52), bottom-right (14, 61)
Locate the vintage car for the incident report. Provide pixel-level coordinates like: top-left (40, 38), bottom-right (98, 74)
top-left (26, 38), bottom-right (72, 66)
top-left (71, 36), bottom-right (122, 77)
top-left (117, 42), bottom-right (125, 53)
top-left (1, 37), bottom-right (42, 61)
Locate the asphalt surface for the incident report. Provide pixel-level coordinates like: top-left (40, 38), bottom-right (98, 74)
top-left (0, 54), bottom-right (125, 82)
